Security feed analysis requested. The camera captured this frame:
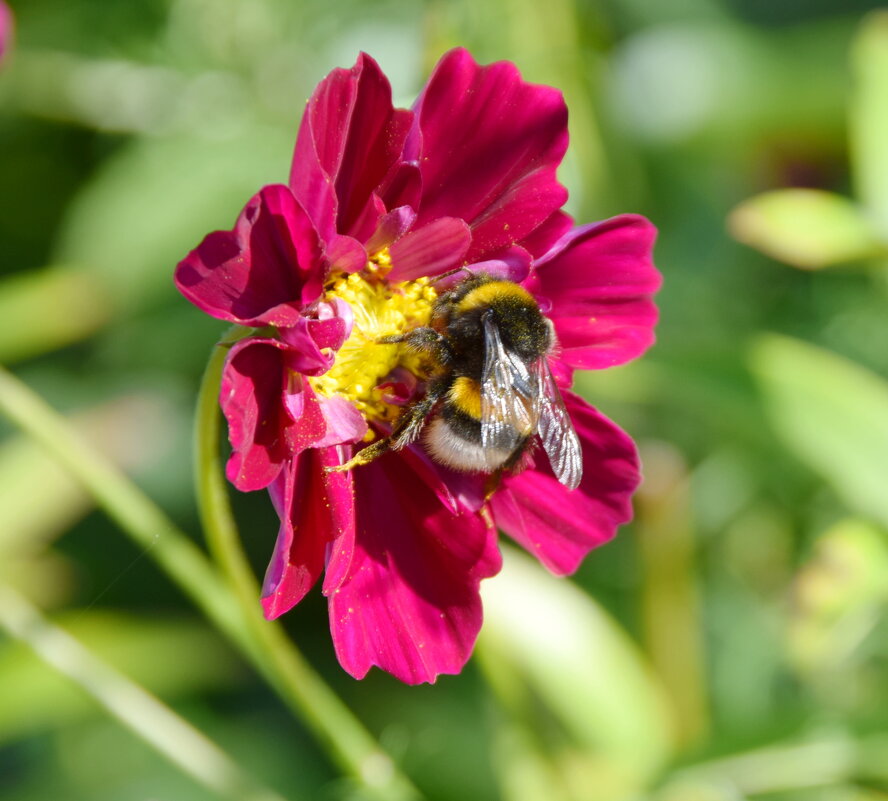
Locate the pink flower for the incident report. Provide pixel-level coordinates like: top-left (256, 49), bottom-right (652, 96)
top-left (0, 2), bottom-right (13, 64)
top-left (175, 50), bottom-right (661, 684)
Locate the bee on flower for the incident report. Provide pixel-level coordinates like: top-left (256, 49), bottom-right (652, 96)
top-left (175, 49), bottom-right (660, 684)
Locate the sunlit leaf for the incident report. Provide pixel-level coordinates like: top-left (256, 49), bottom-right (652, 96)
top-left (750, 334), bottom-right (888, 527)
top-left (635, 442), bottom-right (708, 747)
top-left (478, 547), bottom-right (673, 801)
top-left (728, 189), bottom-right (883, 269)
top-left (789, 518), bottom-right (888, 674)
top-left (851, 10), bottom-right (888, 237)
top-left (658, 734), bottom-right (858, 799)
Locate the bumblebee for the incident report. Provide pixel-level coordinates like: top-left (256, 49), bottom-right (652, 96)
top-left (332, 273), bottom-right (583, 491)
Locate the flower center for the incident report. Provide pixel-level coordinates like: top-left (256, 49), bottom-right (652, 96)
top-left (310, 250), bottom-right (438, 426)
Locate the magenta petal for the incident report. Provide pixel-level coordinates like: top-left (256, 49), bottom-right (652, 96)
top-left (387, 217), bottom-right (472, 282)
top-left (548, 355), bottom-right (575, 389)
top-left (312, 394), bottom-right (368, 448)
top-left (329, 449), bottom-right (502, 684)
top-left (490, 392), bottom-right (639, 575)
top-left (221, 338), bottom-right (311, 492)
top-left (282, 380), bottom-right (367, 450)
top-left (346, 193), bottom-right (388, 248)
top-left (308, 299), bottom-right (352, 349)
top-left (0, 2), bottom-right (13, 63)
top-left (412, 49), bottom-right (569, 261)
top-left (277, 301), bottom-right (352, 376)
top-left (433, 463), bottom-right (488, 513)
top-left (520, 210), bottom-right (574, 258)
top-left (290, 117), bottom-right (337, 243)
top-left (365, 206), bottom-right (417, 254)
top-left (277, 321), bottom-right (337, 375)
top-left (532, 214), bottom-right (661, 369)
top-left (175, 185), bottom-right (325, 326)
top-left (326, 234), bottom-right (367, 274)
top-left (378, 161), bottom-right (422, 213)
top-left (262, 447), bottom-right (354, 618)
top-left (468, 246), bottom-right (532, 284)
top-left (290, 53), bottom-right (413, 242)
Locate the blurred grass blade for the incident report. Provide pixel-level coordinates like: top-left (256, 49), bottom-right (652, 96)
top-left (0, 584), bottom-right (287, 801)
top-left (0, 393), bottom-right (176, 557)
top-left (0, 611), bottom-right (241, 744)
top-left (635, 442), bottom-right (708, 748)
top-left (0, 267), bottom-right (111, 362)
top-left (851, 10), bottom-right (888, 237)
top-left (728, 189), bottom-right (883, 269)
top-left (750, 335), bottom-right (888, 528)
top-left (477, 546), bottom-right (674, 801)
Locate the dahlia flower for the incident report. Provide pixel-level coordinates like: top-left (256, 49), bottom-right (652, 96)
top-left (176, 49), bottom-right (660, 684)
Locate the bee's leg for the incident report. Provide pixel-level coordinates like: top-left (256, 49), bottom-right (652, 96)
top-left (430, 266), bottom-right (474, 285)
top-left (483, 471), bottom-right (503, 501)
top-left (325, 435), bottom-right (392, 473)
top-left (327, 380), bottom-right (448, 473)
top-left (389, 379), bottom-right (448, 448)
top-left (483, 438), bottom-right (530, 500)
top-left (377, 327), bottom-right (453, 364)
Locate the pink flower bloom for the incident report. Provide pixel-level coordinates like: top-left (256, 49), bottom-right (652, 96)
top-left (176, 50), bottom-right (661, 684)
top-left (0, 2), bottom-right (13, 64)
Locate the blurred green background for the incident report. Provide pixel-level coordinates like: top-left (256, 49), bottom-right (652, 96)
top-left (2, 0), bottom-right (888, 799)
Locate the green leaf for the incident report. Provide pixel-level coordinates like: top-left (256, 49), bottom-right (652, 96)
top-left (728, 189), bottom-right (883, 269)
top-left (477, 547), bottom-right (674, 801)
top-left (851, 10), bottom-right (888, 237)
top-left (750, 334), bottom-right (888, 527)
top-left (789, 518), bottom-right (888, 674)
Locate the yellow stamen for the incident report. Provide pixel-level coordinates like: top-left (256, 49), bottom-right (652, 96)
top-left (366, 246), bottom-right (393, 278)
top-left (310, 257), bottom-right (438, 423)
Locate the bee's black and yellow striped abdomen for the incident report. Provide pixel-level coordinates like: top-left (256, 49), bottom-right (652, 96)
top-left (447, 376), bottom-right (482, 419)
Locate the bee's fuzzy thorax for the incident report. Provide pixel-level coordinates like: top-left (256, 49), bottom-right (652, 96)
top-left (454, 278), bottom-right (537, 314)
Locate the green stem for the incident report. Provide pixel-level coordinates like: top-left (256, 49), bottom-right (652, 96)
top-left (195, 342), bottom-right (423, 801)
top-left (0, 583), bottom-right (288, 801)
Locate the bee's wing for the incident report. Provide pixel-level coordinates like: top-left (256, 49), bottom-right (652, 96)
top-left (534, 357), bottom-right (583, 490)
top-left (481, 312), bottom-right (539, 452)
